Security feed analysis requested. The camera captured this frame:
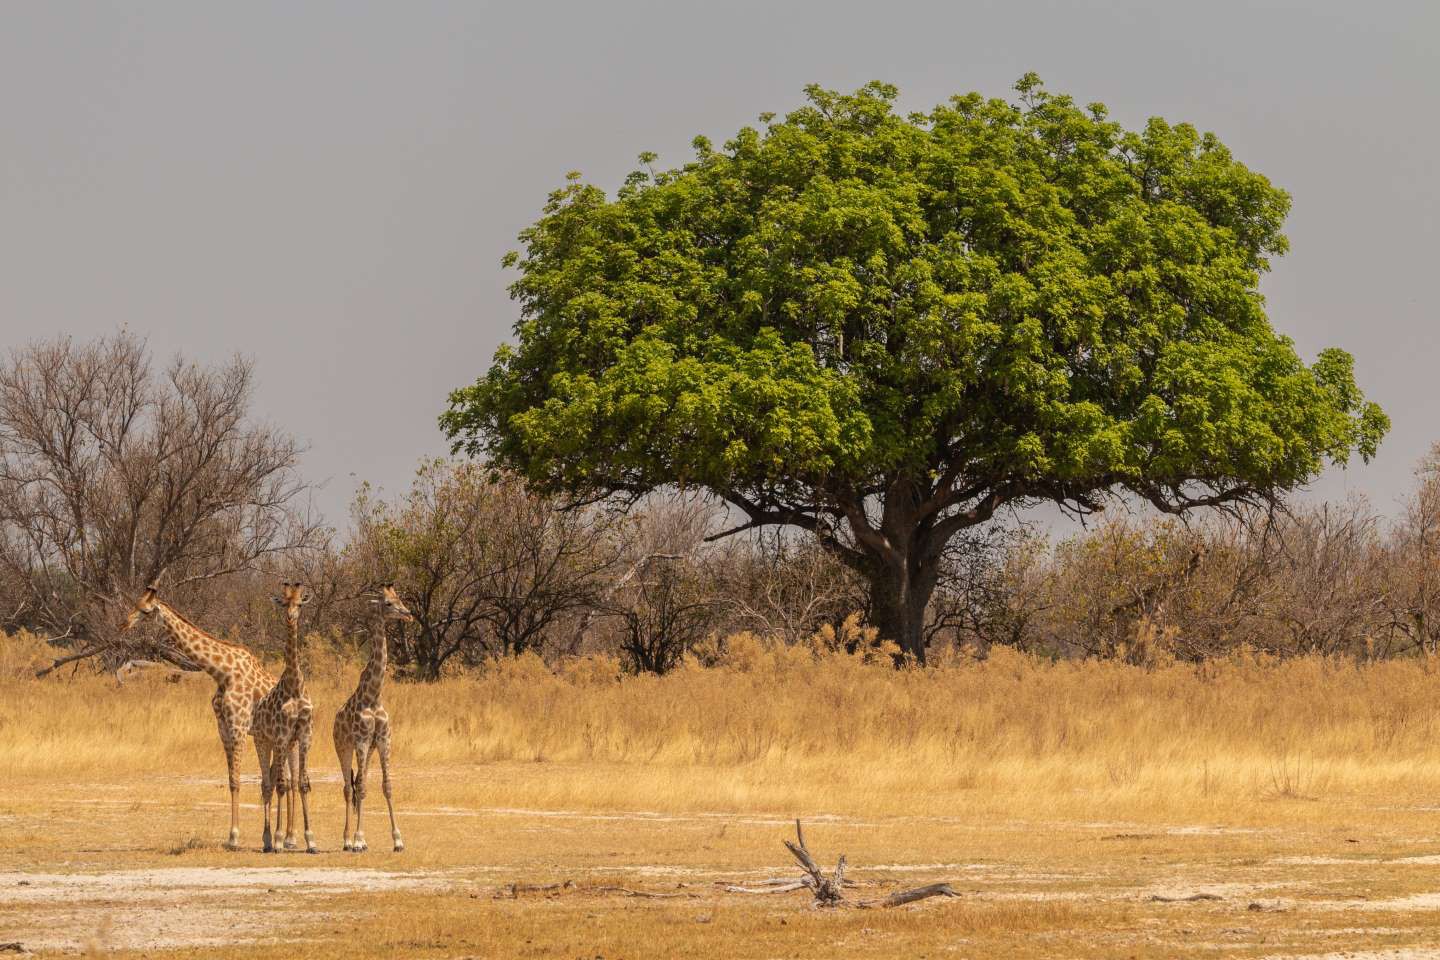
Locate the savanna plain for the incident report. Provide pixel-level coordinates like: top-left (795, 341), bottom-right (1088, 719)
top-left (6, 631), bottom-right (1440, 960)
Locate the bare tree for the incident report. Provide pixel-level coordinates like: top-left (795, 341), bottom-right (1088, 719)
top-left (1379, 445), bottom-right (1440, 656)
top-left (1, 332), bottom-right (320, 668)
top-left (713, 529), bottom-right (865, 643)
top-left (344, 463), bottom-right (497, 679)
top-left (471, 473), bottom-right (622, 658)
top-left (924, 521), bottom-right (1037, 654)
top-left (603, 496), bottom-right (719, 673)
top-left (1263, 498), bottom-right (1385, 656)
top-left (345, 461), bottom-right (623, 679)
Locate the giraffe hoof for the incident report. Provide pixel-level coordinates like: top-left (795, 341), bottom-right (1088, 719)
top-left (352, 840), bottom-right (368, 853)
top-left (283, 839), bottom-right (298, 851)
top-left (306, 844), bottom-right (320, 855)
top-left (342, 841), bottom-right (353, 851)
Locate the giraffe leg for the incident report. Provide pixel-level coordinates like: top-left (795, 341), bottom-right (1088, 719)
top-left (272, 747), bottom-right (291, 849)
top-left (298, 717), bottom-right (317, 853)
top-left (282, 743), bottom-right (299, 850)
top-left (224, 739), bottom-right (243, 851)
top-left (256, 739), bottom-right (276, 853)
top-left (376, 722), bottom-right (403, 852)
top-left (336, 733), bottom-right (355, 851)
top-left (351, 736), bottom-right (373, 853)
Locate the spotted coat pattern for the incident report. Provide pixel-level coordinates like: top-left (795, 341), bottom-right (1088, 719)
top-left (125, 588), bottom-right (274, 849)
top-left (333, 584), bottom-right (412, 853)
top-left (252, 582), bottom-right (316, 853)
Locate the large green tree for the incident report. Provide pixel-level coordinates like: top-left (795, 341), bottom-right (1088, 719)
top-left (442, 77), bottom-right (1387, 663)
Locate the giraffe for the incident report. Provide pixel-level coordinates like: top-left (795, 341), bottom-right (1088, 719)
top-left (122, 585), bottom-right (274, 850)
top-left (252, 581), bottom-right (317, 853)
top-left (333, 583), bottom-right (412, 853)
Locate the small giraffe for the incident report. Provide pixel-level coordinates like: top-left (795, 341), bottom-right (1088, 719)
top-left (252, 582), bottom-right (317, 853)
top-left (333, 583), bottom-right (412, 853)
top-left (122, 586), bottom-right (274, 850)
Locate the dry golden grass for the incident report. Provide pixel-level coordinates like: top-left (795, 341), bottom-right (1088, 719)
top-left (10, 628), bottom-right (1440, 819)
top-left (7, 628), bottom-right (1440, 957)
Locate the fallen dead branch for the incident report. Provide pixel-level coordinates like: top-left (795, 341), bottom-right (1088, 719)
top-left (722, 881), bottom-right (808, 895)
top-left (854, 882), bottom-right (960, 909)
top-left (495, 880), bottom-right (576, 899)
top-left (591, 885), bottom-right (697, 900)
top-left (735, 820), bottom-right (959, 909)
top-left (1148, 892), bottom-right (1223, 903)
top-left (492, 880), bottom-right (695, 900)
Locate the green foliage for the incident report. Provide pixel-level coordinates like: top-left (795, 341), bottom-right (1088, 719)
top-left (444, 77), bottom-right (1383, 509)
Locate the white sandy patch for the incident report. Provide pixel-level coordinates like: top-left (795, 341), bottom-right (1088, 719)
top-left (0, 867), bottom-right (459, 953)
top-left (1260, 951), bottom-right (1440, 960)
top-left (1343, 892), bottom-right (1440, 912)
top-left (0, 866), bottom-right (452, 904)
top-left (1274, 854), bottom-right (1440, 867)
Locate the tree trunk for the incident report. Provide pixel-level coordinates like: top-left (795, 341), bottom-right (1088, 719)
top-left (867, 559), bottom-right (937, 665)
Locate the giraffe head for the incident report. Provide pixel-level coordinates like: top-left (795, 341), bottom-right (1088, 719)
top-left (372, 583), bottom-right (413, 623)
top-left (271, 580), bottom-right (311, 627)
top-left (122, 584), bottom-right (162, 631)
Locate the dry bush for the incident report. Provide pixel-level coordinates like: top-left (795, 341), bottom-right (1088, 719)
top-left (924, 522), bottom-right (1040, 654)
top-left (600, 495), bottom-right (720, 673)
top-left (997, 496), bottom-right (1399, 662)
top-left (344, 460), bottom-right (624, 678)
top-left (709, 531), bottom-right (866, 644)
top-left (1373, 443), bottom-right (1440, 656)
top-left (0, 332), bottom-right (321, 669)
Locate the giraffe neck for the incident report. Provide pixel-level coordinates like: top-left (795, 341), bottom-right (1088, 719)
top-left (358, 615), bottom-right (388, 703)
top-left (279, 616), bottom-right (305, 697)
top-left (153, 601), bottom-right (237, 686)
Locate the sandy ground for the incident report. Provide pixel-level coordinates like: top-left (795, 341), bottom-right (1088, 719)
top-left (7, 773), bottom-right (1440, 957)
top-left (0, 866), bottom-right (453, 952)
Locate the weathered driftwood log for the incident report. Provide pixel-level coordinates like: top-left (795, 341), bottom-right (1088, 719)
top-left (1148, 892), bottom-right (1223, 903)
top-left (722, 881), bottom-right (809, 894)
top-left (496, 880), bottom-right (576, 898)
top-left (783, 819), bottom-right (847, 906)
top-left (592, 885), bottom-right (697, 900)
top-left (768, 819), bottom-right (958, 909)
top-left (855, 883), bottom-right (960, 908)
top-left (720, 874), bottom-right (867, 894)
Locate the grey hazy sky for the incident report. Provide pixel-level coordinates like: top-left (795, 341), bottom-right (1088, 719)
top-left (2, 1), bottom-right (1436, 524)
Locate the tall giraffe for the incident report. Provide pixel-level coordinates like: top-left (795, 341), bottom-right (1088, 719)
top-left (252, 582), bottom-right (317, 853)
top-left (122, 586), bottom-right (274, 850)
top-left (333, 583), bottom-right (412, 853)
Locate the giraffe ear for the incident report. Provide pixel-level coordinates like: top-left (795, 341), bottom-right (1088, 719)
top-left (300, 593), bottom-right (312, 606)
top-left (271, 595), bottom-right (284, 605)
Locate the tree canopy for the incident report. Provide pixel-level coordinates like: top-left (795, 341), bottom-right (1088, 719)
top-left (442, 76), bottom-right (1387, 661)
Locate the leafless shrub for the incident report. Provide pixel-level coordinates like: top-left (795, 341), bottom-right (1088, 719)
top-left (344, 460), bottom-right (623, 678)
top-left (924, 522), bottom-right (1042, 655)
top-left (601, 495), bottom-right (720, 674)
top-left (711, 530), bottom-right (865, 644)
top-left (0, 332), bottom-right (320, 670)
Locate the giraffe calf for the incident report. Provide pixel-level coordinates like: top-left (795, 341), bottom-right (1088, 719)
top-left (335, 583), bottom-right (412, 853)
top-left (253, 582), bottom-right (317, 853)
